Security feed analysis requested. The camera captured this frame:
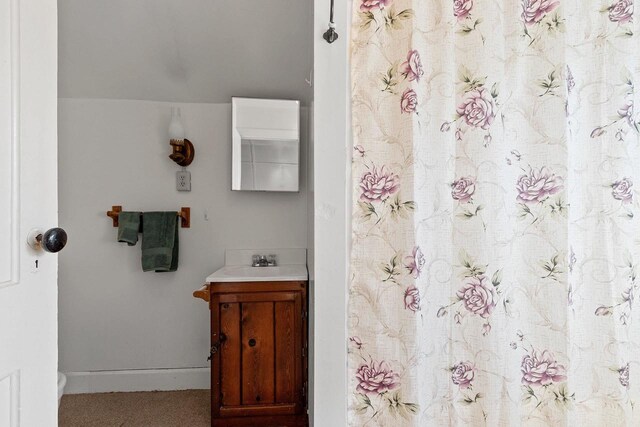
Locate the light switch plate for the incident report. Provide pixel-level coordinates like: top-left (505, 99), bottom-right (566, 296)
top-left (176, 170), bottom-right (191, 191)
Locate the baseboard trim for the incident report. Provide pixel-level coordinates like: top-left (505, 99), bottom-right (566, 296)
top-left (63, 367), bottom-right (210, 394)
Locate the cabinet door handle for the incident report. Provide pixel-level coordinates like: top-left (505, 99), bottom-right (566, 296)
top-left (248, 338), bottom-right (257, 347)
top-left (207, 332), bottom-right (228, 361)
top-left (207, 342), bottom-right (219, 361)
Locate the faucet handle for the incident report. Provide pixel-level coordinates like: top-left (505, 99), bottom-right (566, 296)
top-left (251, 254), bottom-right (274, 267)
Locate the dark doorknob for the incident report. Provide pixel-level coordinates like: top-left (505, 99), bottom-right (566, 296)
top-left (27, 227), bottom-right (68, 253)
top-left (41, 228), bottom-right (67, 253)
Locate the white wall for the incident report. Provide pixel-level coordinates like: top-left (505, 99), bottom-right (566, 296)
top-left (58, 0), bottom-right (313, 105)
top-left (58, 98), bottom-right (309, 392)
top-left (312, 0), bottom-right (351, 425)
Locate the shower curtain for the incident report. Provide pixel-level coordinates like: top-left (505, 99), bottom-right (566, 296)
top-left (348, 0), bottom-right (640, 425)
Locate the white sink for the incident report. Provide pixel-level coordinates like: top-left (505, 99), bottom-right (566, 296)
top-left (206, 264), bottom-right (308, 283)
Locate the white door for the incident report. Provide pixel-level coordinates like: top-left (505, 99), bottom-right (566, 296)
top-left (0, 0), bottom-right (59, 425)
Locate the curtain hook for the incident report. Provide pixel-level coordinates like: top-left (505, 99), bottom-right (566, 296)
top-left (323, 0), bottom-right (339, 44)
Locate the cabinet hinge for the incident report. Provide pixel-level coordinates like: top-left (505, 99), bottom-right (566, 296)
top-left (302, 381), bottom-right (307, 399)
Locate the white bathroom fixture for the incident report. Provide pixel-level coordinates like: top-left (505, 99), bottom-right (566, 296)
top-left (205, 248), bottom-right (308, 283)
top-left (206, 265), bottom-right (308, 283)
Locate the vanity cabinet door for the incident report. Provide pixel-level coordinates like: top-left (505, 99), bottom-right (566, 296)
top-left (210, 282), bottom-right (307, 426)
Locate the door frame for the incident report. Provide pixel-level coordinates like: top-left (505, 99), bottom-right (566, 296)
top-left (312, 0), bottom-right (351, 425)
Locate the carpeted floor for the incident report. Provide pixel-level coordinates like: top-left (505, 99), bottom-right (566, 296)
top-left (59, 389), bottom-right (210, 427)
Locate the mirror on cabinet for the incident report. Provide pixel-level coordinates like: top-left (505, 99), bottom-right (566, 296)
top-left (231, 97), bottom-right (300, 192)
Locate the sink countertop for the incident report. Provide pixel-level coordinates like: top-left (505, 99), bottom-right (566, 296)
top-left (205, 264), bottom-right (308, 283)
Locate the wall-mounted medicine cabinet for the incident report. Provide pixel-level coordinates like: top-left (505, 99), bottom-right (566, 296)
top-left (231, 97), bottom-right (300, 192)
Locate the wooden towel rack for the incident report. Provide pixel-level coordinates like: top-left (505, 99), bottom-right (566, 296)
top-left (106, 205), bottom-right (190, 228)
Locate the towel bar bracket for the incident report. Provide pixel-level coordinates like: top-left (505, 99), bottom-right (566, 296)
top-left (106, 205), bottom-right (190, 228)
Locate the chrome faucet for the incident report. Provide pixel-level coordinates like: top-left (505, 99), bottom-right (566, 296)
top-left (252, 254), bottom-right (277, 267)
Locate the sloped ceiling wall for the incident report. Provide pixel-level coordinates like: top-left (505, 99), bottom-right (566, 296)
top-left (58, 0), bottom-right (313, 104)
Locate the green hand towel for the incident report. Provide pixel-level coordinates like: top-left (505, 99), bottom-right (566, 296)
top-left (117, 211), bottom-right (141, 246)
top-left (141, 212), bottom-right (179, 272)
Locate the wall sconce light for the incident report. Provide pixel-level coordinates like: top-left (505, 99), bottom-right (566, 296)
top-left (168, 107), bottom-right (195, 167)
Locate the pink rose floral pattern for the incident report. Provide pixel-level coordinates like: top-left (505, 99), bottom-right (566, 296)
top-left (451, 361), bottom-right (475, 389)
top-left (358, 0), bottom-right (414, 33)
top-left (515, 166), bottom-right (566, 224)
top-left (400, 88), bottom-right (418, 114)
top-left (516, 167), bottom-right (564, 204)
top-left (521, 350), bottom-right (567, 386)
top-left (457, 275), bottom-right (496, 319)
top-left (350, 0), bottom-right (640, 424)
top-left (404, 286), bottom-right (421, 312)
top-left (356, 360), bottom-right (400, 395)
top-left (404, 246), bottom-right (425, 278)
top-left (441, 69), bottom-right (500, 144)
top-left (453, 0), bottom-right (483, 40)
top-left (451, 176), bottom-right (476, 203)
top-left (612, 177), bottom-right (633, 204)
top-left (618, 100), bottom-right (636, 129)
top-left (352, 344), bottom-right (419, 419)
top-left (608, 0), bottom-right (633, 23)
top-left (452, 176), bottom-right (485, 227)
top-left (401, 50), bottom-right (423, 82)
top-left (357, 164), bottom-right (415, 226)
top-left (512, 334), bottom-right (573, 411)
top-left (518, 0), bottom-right (562, 45)
top-left (521, 0), bottom-right (559, 26)
top-left (359, 166), bottom-right (399, 203)
top-left (457, 88), bottom-right (496, 130)
top-left (360, 0), bottom-right (391, 11)
top-left (619, 363), bottom-right (630, 388)
top-left (437, 251), bottom-right (502, 335)
top-left (453, 0), bottom-right (473, 20)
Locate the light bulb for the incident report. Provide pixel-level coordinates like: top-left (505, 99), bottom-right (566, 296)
top-left (169, 107), bottom-right (185, 143)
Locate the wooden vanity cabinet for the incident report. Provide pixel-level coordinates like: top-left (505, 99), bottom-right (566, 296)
top-left (208, 281), bottom-right (308, 427)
